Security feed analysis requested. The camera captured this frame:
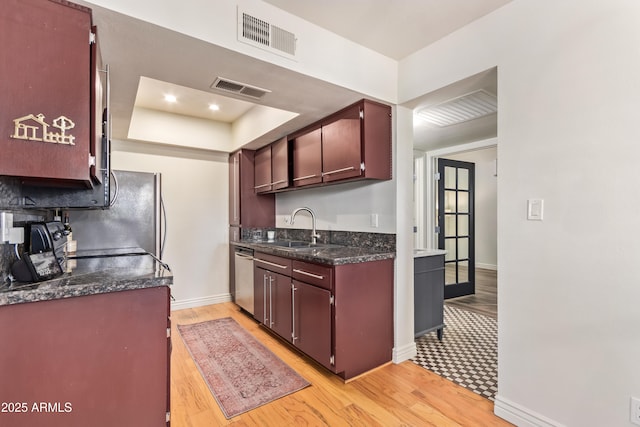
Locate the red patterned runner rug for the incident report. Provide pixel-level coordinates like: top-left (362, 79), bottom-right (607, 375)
top-left (177, 317), bottom-right (310, 418)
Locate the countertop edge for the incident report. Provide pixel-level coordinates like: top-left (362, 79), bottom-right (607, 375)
top-left (232, 240), bottom-right (395, 265)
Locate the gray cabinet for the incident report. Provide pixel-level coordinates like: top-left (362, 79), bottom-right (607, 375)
top-left (414, 254), bottom-right (445, 339)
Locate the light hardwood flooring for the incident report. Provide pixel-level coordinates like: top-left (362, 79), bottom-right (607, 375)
top-left (171, 302), bottom-right (512, 426)
top-left (445, 268), bottom-right (497, 319)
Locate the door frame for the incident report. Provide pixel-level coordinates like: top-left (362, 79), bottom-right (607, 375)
top-left (416, 138), bottom-right (497, 250)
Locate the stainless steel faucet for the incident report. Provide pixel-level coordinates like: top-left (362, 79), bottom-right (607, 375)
top-left (290, 207), bottom-right (320, 244)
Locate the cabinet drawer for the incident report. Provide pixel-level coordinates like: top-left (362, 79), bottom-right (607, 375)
top-left (292, 260), bottom-right (333, 290)
top-left (254, 253), bottom-right (292, 275)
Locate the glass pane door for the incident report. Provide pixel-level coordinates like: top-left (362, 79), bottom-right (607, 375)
top-left (437, 158), bottom-right (475, 299)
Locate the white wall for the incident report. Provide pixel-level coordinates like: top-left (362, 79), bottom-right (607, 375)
top-left (128, 107), bottom-right (233, 151)
top-left (275, 179), bottom-right (396, 233)
top-left (399, 1), bottom-right (640, 426)
top-left (445, 147), bottom-right (497, 270)
top-left (111, 140), bottom-right (231, 309)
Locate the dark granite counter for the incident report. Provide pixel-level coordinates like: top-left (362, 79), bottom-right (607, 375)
top-left (0, 252), bottom-right (172, 307)
top-left (232, 239), bottom-right (395, 265)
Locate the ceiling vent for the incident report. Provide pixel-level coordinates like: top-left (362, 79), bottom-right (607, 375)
top-left (210, 77), bottom-right (271, 100)
top-left (417, 89), bottom-right (497, 127)
top-left (238, 8), bottom-right (297, 60)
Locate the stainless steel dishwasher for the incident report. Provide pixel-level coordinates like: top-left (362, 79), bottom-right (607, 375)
top-left (234, 246), bottom-right (254, 314)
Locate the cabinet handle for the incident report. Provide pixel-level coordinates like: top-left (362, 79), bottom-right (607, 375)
top-left (293, 268), bottom-right (324, 280)
top-left (255, 258), bottom-right (288, 270)
top-left (254, 183), bottom-right (271, 190)
top-left (263, 274), bottom-right (268, 324)
top-left (322, 166), bottom-right (355, 176)
top-left (269, 276), bottom-right (274, 328)
top-left (271, 179), bottom-right (287, 185)
top-left (292, 284), bottom-right (298, 343)
top-left (293, 174), bottom-right (318, 182)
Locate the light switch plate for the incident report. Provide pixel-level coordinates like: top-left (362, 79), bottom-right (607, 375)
top-left (527, 199), bottom-right (544, 221)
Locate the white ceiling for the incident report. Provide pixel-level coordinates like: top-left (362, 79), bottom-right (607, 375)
top-left (82, 0), bottom-right (507, 151)
top-left (262, 0), bottom-right (511, 60)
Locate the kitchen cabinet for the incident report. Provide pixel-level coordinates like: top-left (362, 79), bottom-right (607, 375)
top-left (290, 99), bottom-right (392, 189)
top-left (414, 254), bottom-right (445, 339)
top-left (291, 260), bottom-right (333, 370)
top-left (228, 149), bottom-right (275, 227)
top-left (291, 127), bottom-right (322, 187)
top-left (0, 286), bottom-right (171, 427)
top-left (254, 253), bottom-right (293, 340)
top-left (252, 250), bottom-right (393, 381)
top-left (254, 137), bottom-right (289, 193)
top-left (321, 99), bottom-right (391, 183)
top-left (0, 0), bottom-right (105, 187)
top-left (321, 104), bottom-right (362, 182)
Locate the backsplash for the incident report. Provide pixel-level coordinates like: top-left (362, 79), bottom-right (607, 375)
top-left (239, 227), bottom-right (396, 252)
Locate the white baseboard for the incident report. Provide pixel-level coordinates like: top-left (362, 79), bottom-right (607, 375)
top-left (477, 263), bottom-right (497, 271)
top-left (393, 341), bottom-right (417, 363)
top-left (494, 395), bottom-right (565, 427)
top-left (171, 293), bottom-right (232, 311)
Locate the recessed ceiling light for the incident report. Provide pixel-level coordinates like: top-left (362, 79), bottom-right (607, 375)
top-left (209, 104), bottom-right (220, 111)
top-left (164, 94), bottom-right (177, 103)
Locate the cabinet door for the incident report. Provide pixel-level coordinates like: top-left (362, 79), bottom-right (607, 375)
top-left (0, 286), bottom-right (170, 427)
top-left (321, 105), bottom-right (362, 183)
top-left (271, 137), bottom-right (289, 191)
top-left (0, 0), bottom-right (93, 185)
top-left (254, 145), bottom-right (272, 193)
top-left (292, 128), bottom-right (322, 187)
top-left (254, 265), bottom-right (269, 325)
top-left (269, 272), bottom-right (292, 341)
top-left (293, 280), bottom-right (332, 370)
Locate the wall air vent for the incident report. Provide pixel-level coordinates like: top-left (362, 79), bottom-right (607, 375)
top-left (210, 77), bottom-right (271, 100)
top-left (238, 8), bottom-right (297, 60)
top-left (417, 89), bottom-right (497, 127)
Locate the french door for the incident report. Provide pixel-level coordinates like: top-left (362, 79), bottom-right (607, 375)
top-left (437, 158), bottom-right (475, 299)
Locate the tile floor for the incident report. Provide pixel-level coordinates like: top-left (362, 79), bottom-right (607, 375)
top-left (412, 305), bottom-right (498, 400)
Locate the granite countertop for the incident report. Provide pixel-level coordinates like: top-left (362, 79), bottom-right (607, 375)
top-left (413, 249), bottom-right (447, 258)
top-left (0, 252), bottom-right (172, 307)
top-left (232, 239), bottom-right (395, 265)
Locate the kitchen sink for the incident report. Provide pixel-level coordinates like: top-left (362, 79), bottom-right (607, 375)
top-left (262, 240), bottom-right (343, 251)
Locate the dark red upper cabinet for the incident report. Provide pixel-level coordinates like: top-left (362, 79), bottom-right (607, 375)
top-left (289, 99), bottom-right (391, 190)
top-left (322, 99), bottom-right (392, 184)
top-left (292, 128), bottom-right (322, 188)
top-left (0, 0), bottom-right (101, 187)
top-left (254, 145), bottom-right (273, 193)
top-left (254, 137), bottom-right (289, 194)
top-left (271, 137), bottom-right (289, 191)
top-left (321, 105), bottom-right (362, 183)
top-left (229, 150), bottom-right (275, 227)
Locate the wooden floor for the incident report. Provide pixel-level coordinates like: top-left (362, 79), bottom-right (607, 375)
top-left (170, 302), bottom-right (512, 426)
top-left (445, 268), bottom-right (497, 319)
